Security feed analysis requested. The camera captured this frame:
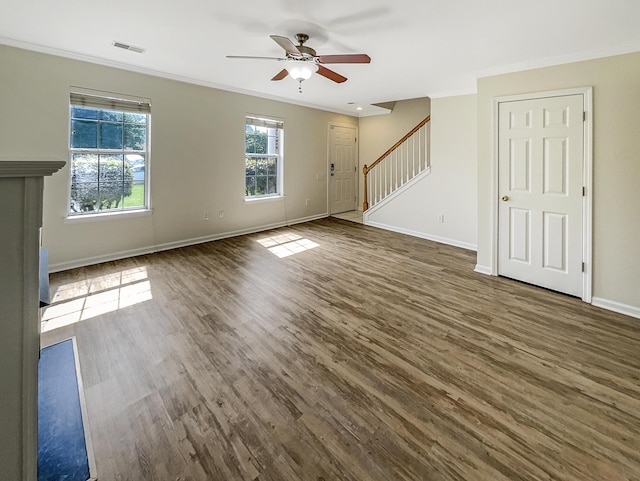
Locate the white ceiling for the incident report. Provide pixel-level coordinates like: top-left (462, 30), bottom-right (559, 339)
top-left (2, 0), bottom-right (640, 116)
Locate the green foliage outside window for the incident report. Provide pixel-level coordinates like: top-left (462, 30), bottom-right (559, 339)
top-left (245, 157), bottom-right (278, 196)
top-left (245, 128), bottom-right (267, 154)
top-left (70, 156), bottom-right (134, 212)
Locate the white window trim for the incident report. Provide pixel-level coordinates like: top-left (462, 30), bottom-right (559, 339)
top-left (67, 89), bottom-right (151, 218)
top-left (244, 114), bottom-right (284, 200)
top-left (244, 194), bottom-right (285, 204)
top-left (64, 208), bottom-right (152, 223)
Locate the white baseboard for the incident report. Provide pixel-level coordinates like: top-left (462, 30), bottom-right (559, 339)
top-left (48, 245), bottom-right (157, 273)
top-left (364, 220), bottom-right (477, 251)
top-left (474, 264), bottom-right (493, 275)
top-left (471, 271), bottom-right (638, 319)
top-left (592, 297), bottom-right (640, 320)
top-left (49, 213), bottom-right (328, 272)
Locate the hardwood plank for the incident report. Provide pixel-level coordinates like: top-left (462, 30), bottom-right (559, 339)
top-left (41, 218), bottom-right (640, 481)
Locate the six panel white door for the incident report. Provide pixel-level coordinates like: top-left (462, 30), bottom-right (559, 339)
top-left (329, 125), bottom-right (357, 215)
top-left (498, 94), bottom-right (584, 297)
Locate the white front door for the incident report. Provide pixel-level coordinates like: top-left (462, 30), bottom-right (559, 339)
top-left (498, 94), bottom-right (584, 297)
top-left (329, 125), bottom-right (357, 214)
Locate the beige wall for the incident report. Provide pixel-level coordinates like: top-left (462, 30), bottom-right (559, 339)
top-left (477, 51), bottom-right (640, 310)
top-left (358, 98), bottom-right (431, 208)
top-left (366, 94), bottom-right (477, 249)
top-left (0, 45), bottom-right (356, 270)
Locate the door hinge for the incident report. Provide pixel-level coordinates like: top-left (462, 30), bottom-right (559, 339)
top-left (354, 166), bottom-right (357, 172)
top-left (582, 186), bottom-right (586, 196)
top-left (582, 262), bottom-right (585, 272)
top-left (583, 111), bottom-right (586, 122)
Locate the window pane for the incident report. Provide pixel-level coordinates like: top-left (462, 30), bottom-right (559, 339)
top-left (256, 176), bottom-right (267, 195)
top-left (267, 159), bottom-right (276, 176)
top-left (246, 128), bottom-right (267, 154)
top-left (71, 182), bottom-right (99, 212)
top-left (127, 154), bottom-right (145, 182)
top-left (267, 176), bottom-right (277, 194)
top-left (124, 125), bottom-right (146, 151)
top-left (123, 182), bottom-right (144, 208)
top-left (256, 158), bottom-right (268, 176)
top-left (72, 106), bottom-right (98, 120)
top-left (98, 155), bottom-right (126, 198)
top-left (71, 120), bottom-right (98, 148)
top-left (245, 176), bottom-right (256, 196)
top-left (100, 110), bottom-right (123, 122)
top-left (70, 153), bottom-right (99, 212)
top-left (266, 129), bottom-right (279, 155)
top-left (124, 112), bottom-right (146, 125)
top-left (99, 182), bottom-right (126, 210)
top-left (245, 157), bottom-right (256, 176)
top-left (124, 154), bottom-right (145, 208)
top-left (99, 122), bottom-right (123, 149)
top-left (71, 154), bottom-right (99, 183)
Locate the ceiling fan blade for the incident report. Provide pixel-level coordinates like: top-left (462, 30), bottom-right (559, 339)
top-left (226, 55), bottom-right (285, 61)
top-left (270, 35), bottom-right (301, 56)
top-left (317, 54), bottom-right (371, 64)
top-left (271, 69), bottom-right (289, 81)
top-left (317, 65), bottom-right (347, 83)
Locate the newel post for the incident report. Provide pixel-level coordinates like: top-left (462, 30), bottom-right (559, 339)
top-left (362, 164), bottom-right (369, 211)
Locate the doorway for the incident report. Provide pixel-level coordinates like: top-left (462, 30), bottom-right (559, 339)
top-left (328, 124), bottom-right (357, 215)
top-left (495, 88), bottom-right (592, 300)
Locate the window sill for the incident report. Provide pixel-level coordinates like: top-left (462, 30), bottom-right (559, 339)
top-left (64, 208), bottom-right (152, 224)
top-left (244, 195), bottom-right (284, 204)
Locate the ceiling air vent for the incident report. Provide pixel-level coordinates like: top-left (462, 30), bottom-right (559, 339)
top-left (113, 41), bottom-right (146, 54)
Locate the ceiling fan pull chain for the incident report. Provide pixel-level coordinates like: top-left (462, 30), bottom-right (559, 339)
top-left (298, 80), bottom-right (303, 93)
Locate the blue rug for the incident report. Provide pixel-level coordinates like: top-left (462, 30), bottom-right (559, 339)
top-left (38, 339), bottom-right (90, 481)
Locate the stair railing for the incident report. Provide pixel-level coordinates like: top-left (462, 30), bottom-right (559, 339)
top-left (362, 115), bottom-right (431, 211)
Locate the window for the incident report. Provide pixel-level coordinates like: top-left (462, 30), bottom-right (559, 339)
top-left (245, 116), bottom-right (283, 198)
top-left (69, 92), bottom-right (150, 216)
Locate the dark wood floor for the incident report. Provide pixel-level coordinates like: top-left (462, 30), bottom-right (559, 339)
top-left (42, 218), bottom-right (640, 481)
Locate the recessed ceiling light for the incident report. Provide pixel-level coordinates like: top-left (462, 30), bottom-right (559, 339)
top-left (356, 106), bottom-right (363, 111)
top-left (113, 41), bottom-right (146, 54)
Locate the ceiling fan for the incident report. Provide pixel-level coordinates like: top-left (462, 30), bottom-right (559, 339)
top-left (227, 33), bottom-right (371, 92)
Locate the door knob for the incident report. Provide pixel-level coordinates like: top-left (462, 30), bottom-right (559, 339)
top-left (501, 195), bottom-right (509, 201)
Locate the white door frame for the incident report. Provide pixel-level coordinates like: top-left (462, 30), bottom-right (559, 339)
top-left (490, 87), bottom-right (593, 302)
top-left (327, 122), bottom-right (359, 214)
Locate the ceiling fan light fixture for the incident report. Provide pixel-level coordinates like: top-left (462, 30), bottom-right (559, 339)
top-left (285, 61), bottom-right (318, 81)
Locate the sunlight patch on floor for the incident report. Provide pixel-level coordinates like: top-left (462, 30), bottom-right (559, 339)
top-left (42, 267), bottom-right (152, 333)
top-left (256, 232), bottom-right (320, 258)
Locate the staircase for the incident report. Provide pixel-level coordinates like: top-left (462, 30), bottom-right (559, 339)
top-left (362, 115), bottom-right (431, 212)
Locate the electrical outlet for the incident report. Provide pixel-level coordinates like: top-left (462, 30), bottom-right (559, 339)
top-left (437, 214), bottom-right (445, 223)
top-left (305, 199), bottom-right (310, 206)
top-left (218, 210), bottom-right (225, 219)
top-left (203, 212), bottom-right (209, 221)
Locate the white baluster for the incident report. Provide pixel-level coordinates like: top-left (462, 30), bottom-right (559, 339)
top-left (409, 137), bottom-right (413, 178)
top-left (423, 125), bottom-right (427, 170)
top-left (394, 149), bottom-right (398, 191)
top-left (385, 155), bottom-right (388, 198)
top-left (418, 127), bottom-right (422, 172)
top-left (370, 168), bottom-right (374, 207)
top-left (377, 165), bottom-right (381, 204)
top-left (401, 140), bottom-right (405, 184)
top-left (373, 167), bottom-right (376, 206)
